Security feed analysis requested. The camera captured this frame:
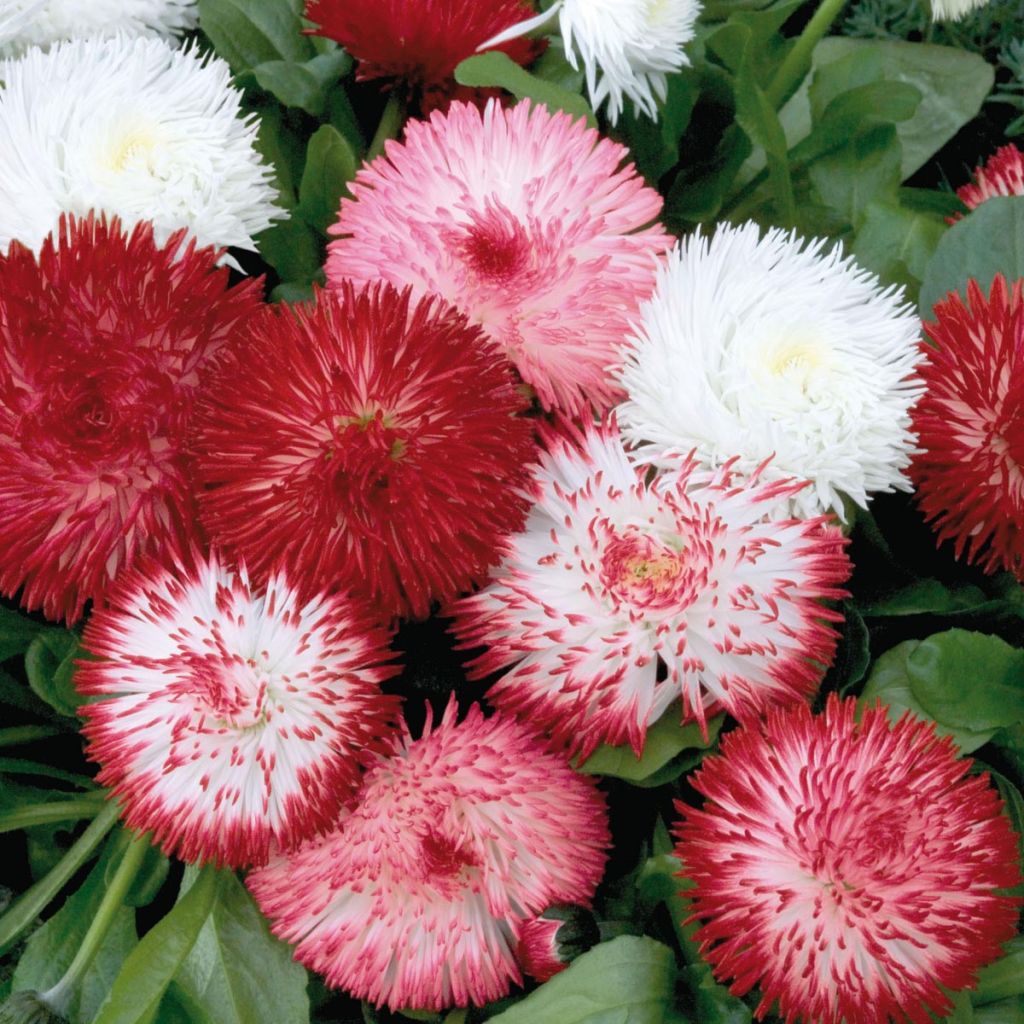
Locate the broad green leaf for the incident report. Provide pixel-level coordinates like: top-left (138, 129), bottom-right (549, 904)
top-left (24, 630), bottom-right (81, 718)
top-left (974, 997), bottom-right (1024, 1024)
top-left (256, 217), bottom-right (322, 284)
top-left (580, 710), bottom-right (723, 782)
top-left (454, 52), bottom-right (595, 126)
top-left (297, 124), bottom-right (358, 235)
top-left (668, 123), bottom-right (753, 224)
top-left (173, 871), bottom-right (308, 1024)
top-left (0, 607), bottom-right (45, 663)
top-left (617, 72), bottom-right (699, 183)
top-left (485, 936), bottom-right (675, 1024)
top-left (0, 669), bottom-right (61, 721)
top-left (859, 579), bottom-right (990, 618)
top-left (197, 0), bottom-right (314, 73)
top-left (919, 197), bottom-right (1024, 316)
top-left (825, 603), bottom-right (871, 696)
top-left (975, 938), bottom-right (1024, 1005)
top-left (250, 50), bottom-right (352, 117)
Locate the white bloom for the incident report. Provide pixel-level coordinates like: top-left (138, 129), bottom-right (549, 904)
top-left (0, 0), bottom-right (197, 56)
top-left (616, 222), bottom-right (924, 520)
top-left (480, 0), bottom-right (701, 125)
top-left (929, 0), bottom-right (990, 18)
top-left (0, 34), bottom-right (280, 259)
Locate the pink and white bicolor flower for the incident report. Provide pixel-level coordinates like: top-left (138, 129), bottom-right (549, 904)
top-left (454, 425), bottom-right (851, 758)
top-left (77, 554), bottom-right (399, 868)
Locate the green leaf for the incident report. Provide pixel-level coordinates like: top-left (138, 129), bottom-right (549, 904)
top-left (197, 0), bottom-right (314, 73)
top-left (24, 631), bottom-right (81, 719)
top-left (0, 670), bottom-right (62, 721)
top-left (485, 936), bottom-right (675, 1024)
top-left (297, 124), bottom-right (358, 235)
top-left (92, 867), bottom-right (220, 1024)
top-left (454, 52), bottom-right (595, 126)
top-left (579, 709), bottom-right (723, 782)
top-left (826, 603), bottom-right (871, 696)
top-left (0, 607), bottom-right (45, 663)
top-left (976, 938), bottom-right (1024, 1006)
top-left (859, 579), bottom-right (990, 618)
top-left (919, 196), bottom-right (1024, 316)
top-left (250, 50), bottom-right (352, 117)
top-left (256, 217), bottom-right (322, 285)
top-left (172, 871), bottom-right (308, 1024)
top-left (617, 72), bottom-right (699, 183)
top-left (974, 997), bottom-right (1024, 1024)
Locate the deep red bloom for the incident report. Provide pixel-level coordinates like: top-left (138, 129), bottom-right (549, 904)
top-left (304, 0), bottom-right (543, 111)
top-left (195, 282), bottom-right (536, 620)
top-left (955, 143), bottom-right (1024, 216)
top-left (912, 275), bottom-right (1024, 577)
top-left (675, 697), bottom-right (1021, 1024)
top-left (0, 215), bottom-right (261, 622)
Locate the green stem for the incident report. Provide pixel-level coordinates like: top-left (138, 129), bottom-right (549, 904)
top-left (366, 92), bottom-right (405, 162)
top-left (0, 725), bottom-right (63, 748)
top-left (0, 793), bottom-right (106, 833)
top-left (0, 800), bottom-right (119, 956)
top-left (765, 0), bottom-right (848, 109)
top-left (41, 832), bottom-right (149, 1014)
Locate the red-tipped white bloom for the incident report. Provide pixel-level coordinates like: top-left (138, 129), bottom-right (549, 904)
top-left (0, 215), bottom-right (260, 623)
top-left (912, 275), bottom-right (1024, 577)
top-left (454, 426), bottom-right (850, 758)
top-left (326, 99), bottom-right (670, 414)
top-left (956, 143), bottom-right (1024, 213)
top-left (617, 222), bottom-right (924, 519)
top-left (675, 696), bottom-right (1022, 1024)
top-left (78, 554), bottom-right (399, 868)
top-left (247, 701), bottom-right (609, 1010)
top-left (195, 282), bottom-right (536, 621)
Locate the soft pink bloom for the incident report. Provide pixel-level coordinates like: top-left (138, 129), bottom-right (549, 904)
top-left (326, 100), bottom-right (670, 414)
top-left (675, 696), bottom-right (1022, 1024)
top-left (956, 143), bottom-right (1024, 216)
top-left (454, 425), bottom-right (850, 758)
top-left (247, 700), bottom-right (609, 1010)
top-left (78, 554), bottom-right (399, 868)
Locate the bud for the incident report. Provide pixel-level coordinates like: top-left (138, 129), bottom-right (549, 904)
top-left (0, 991), bottom-right (67, 1024)
top-left (515, 904), bottom-right (600, 982)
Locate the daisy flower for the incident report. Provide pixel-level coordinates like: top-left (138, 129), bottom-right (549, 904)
top-left (0, 0), bottom-right (197, 56)
top-left (617, 222), bottom-right (923, 520)
top-left (955, 143), bottom-right (1024, 214)
top-left (912, 275), bottom-right (1024, 577)
top-left (454, 425), bottom-right (850, 758)
top-left (675, 696), bottom-right (1022, 1024)
top-left (195, 282), bottom-right (536, 621)
top-left (326, 99), bottom-right (670, 415)
top-left (481, 0), bottom-right (701, 124)
top-left (0, 215), bottom-right (261, 623)
top-left (0, 35), bottom-right (279, 258)
top-left (247, 700), bottom-right (609, 1011)
top-left (305, 0), bottom-right (543, 111)
top-left (78, 554), bottom-right (399, 868)
top-left (930, 0), bottom-right (992, 18)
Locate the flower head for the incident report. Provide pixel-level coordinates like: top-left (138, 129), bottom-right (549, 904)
top-left (929, 0), bottom-right (992, 18)
top-left (912, 275), bottom-right (1024, 577)
top-left (454, 426), bottom-right (850, 758)
top-left (0, 215), bottom-right (260, 622)
top-left (327, 99), bottom-right (670, 414)
top-left (675, 696), bottom-right (1022, 1024)
top-left (956, 143), bottom-right (1024, 214)
top-left (0, 35), bottom-right (279, 258)
top-left (195, 282), bottom-right (536, 621)
top-left (617, 222), bottom-right (923, 519)
top-left (515, 904), bottom-right (600, 982)
top-left (247, 700), bottom-right (609, 1010)
top-left (0, 0), bottom-right (197, 57)
top-left (305, 0), bottom-right (543, 111)
top-left (78, 554), bottom-right (399, 868)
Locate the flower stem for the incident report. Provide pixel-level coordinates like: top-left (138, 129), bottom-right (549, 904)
top-left (0, 725), bottom-right (63, 748)
top-left (40, 831), bottom-right (149, 1015)
top-left (366, 92), bottom-right (405, 163)
top-left (765, 0), bottom-right (848, 109)
top-left (0, 799), bottom-right (120, 956)
top-left (0, 794), bottom-right (106, 834)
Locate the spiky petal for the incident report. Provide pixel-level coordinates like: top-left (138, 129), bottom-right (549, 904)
top-left (78, 554), bottom-right (400, 868)
top-left (675, 696), bottom-right (1022, 1024)
top-left (516, 904), bottom-right (600, 982)
top-left (453, 425), bottom-right (850, 759)
top-left (0, 215), bottom-right (261, 623)
top-left (326, 99), bottom-right (670, 415)
top-left (955, 143), bottom-right (1024, 215)
top-left (247, 700), bottom-right (609, 1010)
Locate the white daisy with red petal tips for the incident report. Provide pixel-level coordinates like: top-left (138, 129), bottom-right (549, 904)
top-left (454, 425), bottom-right (850, 758)
top-left (78, 554), bottom-right (399, 868)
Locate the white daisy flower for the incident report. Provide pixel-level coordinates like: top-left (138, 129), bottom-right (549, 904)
top-left (929, 0), bottom-right (990, 19)
top-left (480, 0), bottom-right (701, 125)
top-left (0, 34), bottom-right (280, 259)
top-left (0, 0), bottom-right (197, 56)
top-left (616, 222), bottom-right (924, 520)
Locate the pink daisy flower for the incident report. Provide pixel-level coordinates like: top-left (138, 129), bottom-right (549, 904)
top-left (454, 425), bottom-right (850, 758)
top-left (78, 554), bottom-right (399, 868)
top-left (956, 143), bottom-right (1024, 215)
top-left (247, 700), bottom-right (609, 1011)
top-left (675, 696), bottom-right (1022, 1024)
top-left (326, 100), bottom-right (671, 415)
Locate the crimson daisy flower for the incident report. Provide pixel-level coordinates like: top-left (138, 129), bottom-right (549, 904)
top-left (247, 700), bottom-right (609, 1011)
top-left (195, 282), bottom-right (535, 621)
top-left (956, 143), bottom-right (1024, 216)
top-left (0, 214), bottom-right (261, 623)
top-left (675, 696), bottom-right (1021, 1024)
top-left (78, 553), bottom-right (399, 868)
top-left (304, 0), bottom-right (544, 111)
top-left (912, 275), bottom-right (1024, 577)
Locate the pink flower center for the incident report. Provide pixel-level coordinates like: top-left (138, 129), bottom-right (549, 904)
top-left (456, 203), bottom-right (533, 284)
top-left (174, 656), bottom-right (269, 729)
top-left (600, 528), bottom-right (699, 613)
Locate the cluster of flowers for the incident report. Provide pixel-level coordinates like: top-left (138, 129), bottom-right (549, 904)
top-left (0, 0), bottom-right (1021, 1021)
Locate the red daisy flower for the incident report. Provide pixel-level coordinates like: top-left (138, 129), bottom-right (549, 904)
top-left (912, 275), bottom-right (1024, 577)
top-left (195, 282), bottom-right (536, 621)
top-left (675, 696), bottom-right (1022, 1024)
top-left (0, 214), bottom-right (261, 622)
top-left (956, 143), bottom-right (1024, 216)
top-left (304, 0), bottom-right (544, 111)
